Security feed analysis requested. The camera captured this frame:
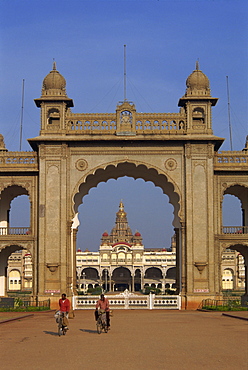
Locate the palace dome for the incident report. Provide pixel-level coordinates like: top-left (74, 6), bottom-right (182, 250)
top-left (116, 201), bottom-right (127, 219)
top-left (185, 61), bottom-right (210, 95)
top-left (102, 232), bottom-right (109, 237)
top-left (43, 62), bottom-right (66, 91)
top-left (135, 232), bottom-right (141, 237)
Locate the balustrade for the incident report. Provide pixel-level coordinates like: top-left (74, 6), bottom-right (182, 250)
top-left (65, 112), bottom-right (186, 134)
top-left (215, 152), bottom-right (248, 167)
top-left (0, 227), bottom-right (31, 236)
top-left (73, 293), bottom-right (180, 310)
top-left (222, 226), bottom-right (248, 234)
top-left (0, 152), bottom-right (37, 167)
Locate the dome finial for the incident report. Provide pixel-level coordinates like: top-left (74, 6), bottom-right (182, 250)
top-left (196, 59), bottom-right (200, 70)
top-left (119, 200), bottom-right (124, 211)
top-left (53, 59), bottom-right (56, 70)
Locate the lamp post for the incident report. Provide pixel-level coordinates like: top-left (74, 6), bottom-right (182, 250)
top-left (82, 271), bottom-right (86, 294)
top-left (76, 267), bottom-right (81, 292)
top-left (105, 269), bottom-right (107, 293)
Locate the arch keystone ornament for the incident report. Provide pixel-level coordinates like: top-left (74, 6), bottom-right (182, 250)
top-left (1, 62), bottom-right (247, 309)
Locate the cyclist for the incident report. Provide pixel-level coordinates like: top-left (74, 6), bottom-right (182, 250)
top-left (58, 293), bottom-right (70, 330)
top-left (95, 294), bottom-right (110, 330)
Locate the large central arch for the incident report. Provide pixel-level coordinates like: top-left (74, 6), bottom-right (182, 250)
top-left (73, 161), bottom-right (182, 229)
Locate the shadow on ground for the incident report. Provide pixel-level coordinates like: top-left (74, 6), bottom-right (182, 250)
top-left (79, 328), bottom-right (97, 334)
top-left (43, 331), bottom-right (60, 336)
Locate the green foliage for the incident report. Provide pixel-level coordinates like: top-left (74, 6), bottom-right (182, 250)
top-left (87, 287), bottom-right (102, 295)
top-left (0, 306), bottom-right (50, 312)
top-left (14, 298), bottom-right (24, 308)
top-left (202, 299), bottom-right (248, 311)
top-left (202, 305), bottom-right (248, 311)
top-left (143, 287), bottom-right (161, 295)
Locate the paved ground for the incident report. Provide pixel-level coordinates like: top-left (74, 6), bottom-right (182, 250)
top-left (0, 310), bottom-right (247, 370)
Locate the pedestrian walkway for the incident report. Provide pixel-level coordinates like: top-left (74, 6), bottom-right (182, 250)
top-left (0, 310), bottom-right (247, 370)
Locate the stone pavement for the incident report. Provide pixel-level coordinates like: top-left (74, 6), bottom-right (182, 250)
top-left (0, 310), bottom-right (247, 370)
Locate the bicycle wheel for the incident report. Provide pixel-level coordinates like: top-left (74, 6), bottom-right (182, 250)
top-left (96, 318), bottom-right (102, 334)
top-left (58, 323), bottom-right (62, 337)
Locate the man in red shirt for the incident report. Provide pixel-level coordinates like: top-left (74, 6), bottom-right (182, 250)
top-left (59, 293), bottom-right (70, 328)
top-left (95, 294), bottom-right (110, 329)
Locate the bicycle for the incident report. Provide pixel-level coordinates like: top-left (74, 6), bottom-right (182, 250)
top-left (56, 312), bottom-right (68, 336)
top-left (96, 310), bottom-right (108, 334)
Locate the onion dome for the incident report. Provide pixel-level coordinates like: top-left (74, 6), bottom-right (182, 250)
top-left (135, 231), bottom-right (141, 237)
top-left (41, 61), bottom-right (67, 97)
top-left (116, 201), bottom-right (127, 219)
top-left (77, 249), bottom-right (82, 252)
top-left (35, 61), bottom-right (73, 108)
top-left (102, 231), bottom-right (109, 237)
top-left (185, 61), bottom-right (211, 97)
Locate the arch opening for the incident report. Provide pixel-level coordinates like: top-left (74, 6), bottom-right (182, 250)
top-left (0, 186), bottom-right (30, 236)
top-left (73, 162), bottom-right (181, 230)
top-left (223, 185), bottom-right (248, 234)
top-left (0, 245), bottom-right (33, 297)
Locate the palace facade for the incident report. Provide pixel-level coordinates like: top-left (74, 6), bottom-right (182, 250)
top-left (76, 201), bottom-right (177, 293)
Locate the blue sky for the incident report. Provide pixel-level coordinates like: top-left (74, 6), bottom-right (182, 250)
top-left (1, 0), bottom-right (247, 251)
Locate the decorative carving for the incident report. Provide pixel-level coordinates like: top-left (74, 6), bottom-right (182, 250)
top-left (185, 143), bottom-right (191, 158)
top-left (46, 263), bottom-right (60, 273)
top-left (75, 159), bottom-right (88, 171)
top-left (165, 158), bottom-right (177, 171)
top-left (46, 148), bottom-right (61, 155)
top-left (194, 262), bottom-right (208, 274)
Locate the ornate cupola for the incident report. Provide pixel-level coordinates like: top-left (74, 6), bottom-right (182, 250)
top-left (34, 62), bottom-right (73, 134)
top-left (110, 201), bottom-right (133, 244)
top-left (178, 62), bottom-right (218, 134)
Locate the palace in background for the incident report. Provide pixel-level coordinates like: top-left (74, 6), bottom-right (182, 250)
top-left (6, 202), bottom-right (245, 295)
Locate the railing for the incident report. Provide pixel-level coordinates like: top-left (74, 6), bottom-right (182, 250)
top-left (65, 112), bottom-right (186, 135)
top-left (222, 226), bottom-right (248, 234)
top-left (66, 113), bottom-right (116, 132)
top-left (201, 298), bottom-right (241, 310)
top-left (0, 297), bottom-right (50, 309)
top-left (0, 152), bottom-right (38, 167)
top-left (214, 152), bottom-right (248, 167)
top-left (73, 293), bottom-right (181, 310)
top-left (21, 299), bottom-right (50, 308)
top-left (135, 113), bottom-right (186, 132)
top-left (0, 227), bottom-right (31, 236)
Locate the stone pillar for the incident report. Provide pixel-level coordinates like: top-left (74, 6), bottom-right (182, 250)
top-left (132, 272), bottom-right (135, 292)
top-left (109, 272), bottom-right (113, 292)
top-left (180, 221), bottom-right (187, 308)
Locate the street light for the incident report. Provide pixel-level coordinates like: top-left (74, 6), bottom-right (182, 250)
top-left (105, 270), bottom-right (107, 293)
top-left (82, 271), bottom-right (86, 294)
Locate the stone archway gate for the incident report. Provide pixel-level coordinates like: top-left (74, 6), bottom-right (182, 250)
top-left (0, 62), bottom-right (247, 309)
